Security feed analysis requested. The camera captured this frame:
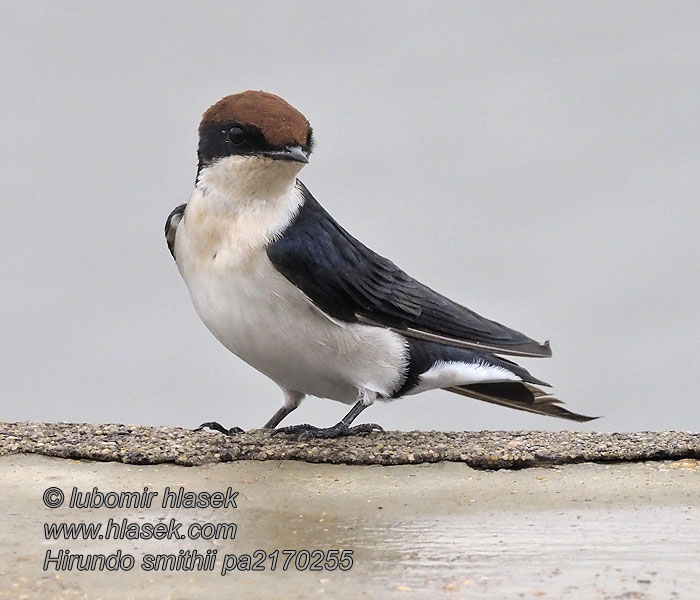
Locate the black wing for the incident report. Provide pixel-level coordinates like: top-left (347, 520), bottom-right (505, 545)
top-left (266, 182), bottom-right (551, 358)
top-left (165, 204), bottom-right (186, 259)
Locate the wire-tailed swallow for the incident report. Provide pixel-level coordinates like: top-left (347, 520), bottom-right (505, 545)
top-left (166, 90), bottom-right (594, 438)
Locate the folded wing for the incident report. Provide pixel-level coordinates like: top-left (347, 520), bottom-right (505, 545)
top-left (165, 204), bottom-right (187, 259)
top-left (267, 182), bottom-right (551, 358)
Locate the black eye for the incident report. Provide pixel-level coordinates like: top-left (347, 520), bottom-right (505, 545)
top-left (228, 126), bottom-right (247, 145)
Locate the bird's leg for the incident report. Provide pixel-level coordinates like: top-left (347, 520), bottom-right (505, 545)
top-left (262, 406), bottom-right (294, 429)
top-left (193, 422), bottom-right (244, 435)
top-left (263, 390), bottom-right (305, 429)
top-left (195, 389), bottom-right (304, 434)
top-left (273, 389), bottom-right (384, 440)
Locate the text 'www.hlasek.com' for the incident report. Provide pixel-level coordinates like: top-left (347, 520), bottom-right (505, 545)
top-left (41, 486), bottom-right (353, 575)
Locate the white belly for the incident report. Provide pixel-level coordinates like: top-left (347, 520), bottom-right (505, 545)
top-left (176, 234), bottom-right (407, 404)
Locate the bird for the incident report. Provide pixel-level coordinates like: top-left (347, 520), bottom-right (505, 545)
top-left (165, 90), bottom-right (594, 438)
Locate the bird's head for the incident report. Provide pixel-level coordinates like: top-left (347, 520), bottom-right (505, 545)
top-left (196, 91), bottom-right (313, 194)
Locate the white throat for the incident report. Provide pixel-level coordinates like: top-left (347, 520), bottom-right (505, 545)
top-left (177, 155), bottom-right (306, 266)
top-left (197, 154), bottom-right (304, 211)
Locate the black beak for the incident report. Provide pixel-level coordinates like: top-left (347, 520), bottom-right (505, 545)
top-left (260, 145), bottom-right (309, 164)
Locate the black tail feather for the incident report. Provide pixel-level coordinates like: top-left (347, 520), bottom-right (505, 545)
top-left (446, 382), bottom-right (597, 423)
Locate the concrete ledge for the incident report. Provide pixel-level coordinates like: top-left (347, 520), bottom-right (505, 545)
top-left (1, 422), bottom-right (698, 468)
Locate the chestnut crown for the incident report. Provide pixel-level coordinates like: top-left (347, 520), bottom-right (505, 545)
top-left (197, 91), bottom-right (313, 168)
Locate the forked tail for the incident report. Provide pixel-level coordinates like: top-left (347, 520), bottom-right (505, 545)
top-left (446, 382), bottom-right (597, 422)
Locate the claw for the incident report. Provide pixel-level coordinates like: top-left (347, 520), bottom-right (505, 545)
top-left (194, 421), bottom-right (244, 435)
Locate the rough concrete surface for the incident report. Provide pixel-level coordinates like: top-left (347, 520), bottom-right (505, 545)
top-left (1, 422), bottom-right (699, 468)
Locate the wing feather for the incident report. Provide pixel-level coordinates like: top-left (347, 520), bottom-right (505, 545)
top-left (165, 204), bottom-right (187, 259)
top-left (267, 182), bottom-right (551, 358)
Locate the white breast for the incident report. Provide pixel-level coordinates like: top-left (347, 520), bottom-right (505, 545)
top-left (174, 158), bottom-right (408, 404)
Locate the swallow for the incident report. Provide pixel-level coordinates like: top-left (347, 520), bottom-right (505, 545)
top-left (166, 90), bottom-right (594, 438)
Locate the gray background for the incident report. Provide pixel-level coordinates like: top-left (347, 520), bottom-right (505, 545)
top-left (1, 2), bottom-right (698, 432)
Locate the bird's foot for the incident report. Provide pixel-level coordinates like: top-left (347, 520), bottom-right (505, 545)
top-left (272, 422), bottom-right (383, 440)
top-left (194, 421), bottom-right (244, 435)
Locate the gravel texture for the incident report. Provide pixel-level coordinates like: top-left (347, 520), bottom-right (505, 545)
top-left (1, 422), bottom-right (699, 469)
